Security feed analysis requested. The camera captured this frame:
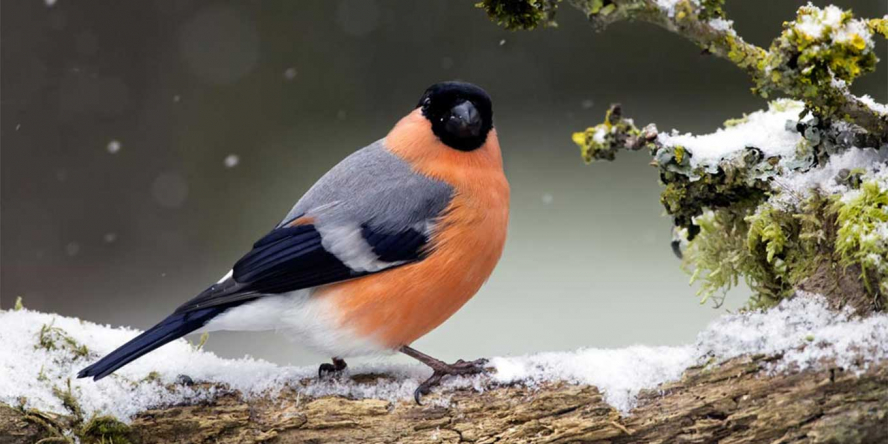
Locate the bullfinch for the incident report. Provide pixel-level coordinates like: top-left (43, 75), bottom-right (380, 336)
top-left (78, 81), bottom-right (510, 402)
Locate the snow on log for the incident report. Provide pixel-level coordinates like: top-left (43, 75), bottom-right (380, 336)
top-left (1, 294), bottom-right (886, 443)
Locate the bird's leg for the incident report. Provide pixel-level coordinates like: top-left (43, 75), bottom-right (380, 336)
top-left (399, 345), bottom-right (488, 404)
top-left (318, 357), bottom-right (348, 378)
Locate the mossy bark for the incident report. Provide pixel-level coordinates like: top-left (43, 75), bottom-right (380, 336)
top-left (3, 355), bottom-right (886, 443)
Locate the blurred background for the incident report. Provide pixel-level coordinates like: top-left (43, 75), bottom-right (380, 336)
top-left (2, 0), bottom-right (885, 367)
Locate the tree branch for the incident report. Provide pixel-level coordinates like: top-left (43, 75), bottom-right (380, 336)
top-left (479, 0), bottom-right (888, 141)
top-left (569, 0), bottom-right (888, 140)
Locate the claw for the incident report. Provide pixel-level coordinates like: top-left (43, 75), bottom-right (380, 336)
top-left (318, 357), bottom-right (347, 379)
top-left (411, 358), bottom-right (488, 405)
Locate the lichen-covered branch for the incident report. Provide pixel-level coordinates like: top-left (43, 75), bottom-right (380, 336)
top-left (478, 1), bottom-right (888, 312)
top-left (478, 0), bottom-right (888, 141)
top-left (573, 102), bottom-right (886, 312)
top-left (3, 354), bottom-right (885, 444)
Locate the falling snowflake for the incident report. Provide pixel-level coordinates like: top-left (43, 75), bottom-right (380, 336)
top-left (224, 154), bottom-right (240, 168)
top-left (106, 140), bottom-right (121, 154)
top-left (65, 242), bottom-right (80, 257)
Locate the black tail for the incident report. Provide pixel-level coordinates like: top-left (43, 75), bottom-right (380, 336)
top-left (77, 307), bottom-right (224, 381)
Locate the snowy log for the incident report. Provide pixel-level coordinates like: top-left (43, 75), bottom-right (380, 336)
top-left (3, 354), bottom-right (887, 443)
top-left (2, 296), bottom-right (887, 443)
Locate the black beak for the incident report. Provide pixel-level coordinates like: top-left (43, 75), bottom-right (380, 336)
top-left (445, 101), bottom-right (482, 139)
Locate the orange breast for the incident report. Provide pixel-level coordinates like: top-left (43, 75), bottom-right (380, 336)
top-left (313, 109), bottom-right (510, 348)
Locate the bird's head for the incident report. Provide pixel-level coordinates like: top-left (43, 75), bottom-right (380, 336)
top-left (416, 81), bottom-right (494, 152)
top-left (385, 81), bottom-right (503, 183)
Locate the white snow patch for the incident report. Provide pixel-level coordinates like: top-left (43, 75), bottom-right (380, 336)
top-left (655, 0), bottom-right (698, 18)
top-left (592, 126), bottom-right (608, 144)
top-left (831, 17), bottom-right (873, 49)
top-left (708, 18), bottom-right (736, 36)
top-left (659, 100), bottom-right (807, 168)
top-left (772, 147), bottom-right (888, 208)
top-left (697, 293), bottom-right (888, 372)
top-left (493, 294), bottom-right (887, 412)
top-left (1, 294), bottom-right (885, 419)
top-left (858, 95), bottom-right (888, 116)
top-left (490, 345), bottom-right (695, 412)
top-left (795, 5), bottom-right (844, 39)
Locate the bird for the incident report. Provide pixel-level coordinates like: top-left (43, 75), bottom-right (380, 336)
top-left (78, 81), bottom-right (510, 403)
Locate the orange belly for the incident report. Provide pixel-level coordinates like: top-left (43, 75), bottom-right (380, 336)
top-left (312, 189), bottom-right (508, 348)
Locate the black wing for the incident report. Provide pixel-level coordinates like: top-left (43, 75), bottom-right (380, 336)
top-left (174, 222), bottom-right (430, 313)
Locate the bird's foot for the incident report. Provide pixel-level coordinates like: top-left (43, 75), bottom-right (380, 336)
top-left (399, 345), bottom-right (488, 404)
top-left (414, 358), bottom-right (488, 404)
top-left (318, 357), bottom-right (348, 379)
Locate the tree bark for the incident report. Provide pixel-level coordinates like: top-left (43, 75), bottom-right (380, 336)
top-left (3, 355), bottom-right (886, 444)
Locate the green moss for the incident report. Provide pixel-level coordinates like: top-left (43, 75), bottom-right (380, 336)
top-left (36, 321), bottom-right (90, 359)
top-left (52, 379), bottom-right (82, 420)
top-left (21, 408), bottom-right (72, 443)
top-left (697, 0), bottom-right (725, 21)
top-left (79, 416), bottom-right (132, 444)
top-left (834, 180), bottom-right (888, 300)
top-left (683, 209), bottom-right (754, 306)
top-left (37, 366), bottom-right (49, 383)
top-left (747, 206), bottom-right (789, 264)
top-left (194, 331), bottom-right (209, 351)
top-left (142, 371), bottom-right (161, 384)
top-left (684, 195), bottom-right (833, 309)
top-left (476, 0), bottom-right (560, 30)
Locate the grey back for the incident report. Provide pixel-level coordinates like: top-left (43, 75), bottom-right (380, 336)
top-left (280, 140), bottom-right (454, 231)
